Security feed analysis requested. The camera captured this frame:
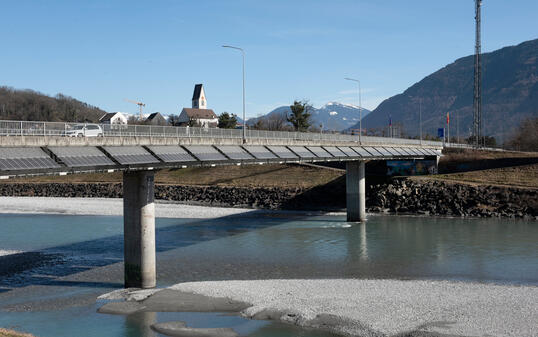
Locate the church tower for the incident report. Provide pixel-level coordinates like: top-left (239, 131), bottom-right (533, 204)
top-left (192, 84), bottom-right (207, 109)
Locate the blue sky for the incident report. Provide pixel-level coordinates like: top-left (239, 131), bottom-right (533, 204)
top-left (1, 0), bottom-right (537, 119)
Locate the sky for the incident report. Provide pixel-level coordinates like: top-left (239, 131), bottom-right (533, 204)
top-left (1, 0), bottom-right (537, 119)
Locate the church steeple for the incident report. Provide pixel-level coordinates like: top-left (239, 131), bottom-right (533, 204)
top-left (192, 84), bottom-right (207, 109)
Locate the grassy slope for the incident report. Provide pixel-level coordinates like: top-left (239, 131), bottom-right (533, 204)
top-left (8, 164), bottom-right (343, 189)
top-left (415, 163), bottom-right (538, 189)
top-left (419, 149), bottom-right (538, 189)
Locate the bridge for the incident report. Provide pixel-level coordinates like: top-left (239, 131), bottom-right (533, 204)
top-left (0, 120), bottom-right (444, 288)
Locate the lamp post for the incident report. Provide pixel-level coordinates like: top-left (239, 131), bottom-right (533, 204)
top-left (222, 45), bottom-right (246, 143)
top-left (419, 98), bottom-right (422, 144)
top-left (409, 96), bottom-right (423, 144)
top-left (344, 77), bottom-right (362, 142)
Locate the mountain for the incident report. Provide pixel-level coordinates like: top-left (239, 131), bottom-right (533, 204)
top-left (0, 86), bottom-right (107, 122)
top-left (249, 102), bottom-right (370, 131)
top-left (354, 39), bottom-right (538, 141)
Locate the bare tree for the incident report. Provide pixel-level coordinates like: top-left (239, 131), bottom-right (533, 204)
top-left (265, 111), bottom-right (289, 131)
top-left (507, 117), bottom-right (538, 151)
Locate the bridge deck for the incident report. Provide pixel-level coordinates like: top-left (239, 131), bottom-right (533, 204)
top-left (0, 143), bottom-right (441, 178)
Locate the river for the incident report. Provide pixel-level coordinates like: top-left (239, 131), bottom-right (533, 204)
top-left (0, 205), bottom-right (537, 337)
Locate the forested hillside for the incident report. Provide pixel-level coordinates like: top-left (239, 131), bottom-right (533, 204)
top-left (355, 39), bottom-right (538, 142)
top-left (0, 86), bottom-right (107, 122)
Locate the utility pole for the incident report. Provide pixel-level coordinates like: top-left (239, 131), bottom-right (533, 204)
top-left (344, 77), bottom-right (362, 142)
top-left (222, 45), bottom-right (246, 143)
top-left (447, 112), bottom-right (450, 145)
top-left (456, 110), bottom-right (459, 144)
top-left (419, 98), bottom-right (422, 144)
top-left (472, 0), bottom-right (482, 148)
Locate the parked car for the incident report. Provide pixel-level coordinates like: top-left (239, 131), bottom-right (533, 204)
top-left (65, 124), bottom-right (103, 137)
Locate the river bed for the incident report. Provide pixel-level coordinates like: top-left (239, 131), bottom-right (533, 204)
top-left (0, 197), bottom-right (537, 336)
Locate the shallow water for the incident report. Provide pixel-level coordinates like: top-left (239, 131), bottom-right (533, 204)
top-left (0, 211), bottom-right (537, 336)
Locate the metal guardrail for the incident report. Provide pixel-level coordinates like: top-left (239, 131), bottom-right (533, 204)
top-left (0, 119), bottom-right (494, 149)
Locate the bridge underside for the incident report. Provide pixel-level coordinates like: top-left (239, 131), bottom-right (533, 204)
top-left (0, 142), bottom-right (441, 288)
top-left (0, 143), bottom-right (440, 178)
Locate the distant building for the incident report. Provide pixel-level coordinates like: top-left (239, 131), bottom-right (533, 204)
top-left (177, 84), bottom-right (218, 128)
top-left (192, 83), bottom-right (207, 109)
top-left (99, 112), bottom-right (128, 125)
top-left (146, 112), bottom-right (168, 126)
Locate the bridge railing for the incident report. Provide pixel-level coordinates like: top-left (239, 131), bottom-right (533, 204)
top-left (0, 119), bottom-right (482, 148)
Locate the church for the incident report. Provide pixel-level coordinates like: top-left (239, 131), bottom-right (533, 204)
top-left (177, 84), bottom-right (218, 128)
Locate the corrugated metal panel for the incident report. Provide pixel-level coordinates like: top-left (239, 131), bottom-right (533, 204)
top-left (216, 145), bottom-right (254, 160)
top-left (306, 146), bottom-right (333, 158)
top-left (147, 146), bottom-right (197, 162)
top-left (184, 145), bottom-right (227, 161)
top-left (337, 146), bottom-right (360, 157)
top-left (242, 146), bottom-right (277, 159)
top-left (323, 146), bottom-right (347, 157)
top-left (351, 147), bottom-right (374, 157)
top-left (102, 146), bottom-right (159, 165)
top-left (288, 146), bottom-right (315, 158)
top-left (0, 147), bottom-right (60, 170)
top-left (267, 146), bottom-right (298, 159)
top-left (49, 146), bottom-right (114, 167)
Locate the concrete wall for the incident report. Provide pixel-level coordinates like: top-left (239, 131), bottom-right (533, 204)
top-left (0, 135), bottom-right (443, 149)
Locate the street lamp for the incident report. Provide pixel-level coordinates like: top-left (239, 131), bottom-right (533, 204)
top-left (409, 96), bottom-right (423, 144)
top-left (222, 45), bottom-right (246, 143)
top-left (344, 77), bottom-right (362, 142)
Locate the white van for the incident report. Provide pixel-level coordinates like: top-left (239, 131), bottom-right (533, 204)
top-left (65, 124), bottom-right (103, 137)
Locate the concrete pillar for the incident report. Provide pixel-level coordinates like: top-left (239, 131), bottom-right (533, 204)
top-left (346, 161), bottom-right (366, 222)
top-left (123, 170), bottom-right (156, 288)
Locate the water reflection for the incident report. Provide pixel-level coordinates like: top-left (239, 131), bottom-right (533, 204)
top-left (125, 312), bottom-right (157, 337)
top-left (172, 215), bottom-right (538, 284)
top-left (120, 311), bottom-right (340, 337)
top-left (0, 213), bottom-right (536, 337)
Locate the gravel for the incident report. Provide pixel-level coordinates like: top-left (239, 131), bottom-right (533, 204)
top-left (166, 279), bottom-right (538, 337)
top-left (0, 196), bottom-right (253, 218)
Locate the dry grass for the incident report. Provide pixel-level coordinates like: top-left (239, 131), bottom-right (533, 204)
top-left (0, 329), bottom-right (35, 337)
top-left (8, 164), bottom-right (344, 189)
top-left (9, 171), bottom-right (123, 184)
top-left (416, 163), bottom-right (538, 189)
top-left (440, 148), bottom-right (537, 163)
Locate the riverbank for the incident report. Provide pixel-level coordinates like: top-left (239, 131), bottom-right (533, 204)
top-left (0, 196), bottom-right (255, 218)
top-left (369, 177), bottom-right (538, 219)
top-left (99, 279), bottom-right (538, 337)
top-left (0, 329), bottom-right (35, 337)
top-left (0, 177), bottom-right (536, 219)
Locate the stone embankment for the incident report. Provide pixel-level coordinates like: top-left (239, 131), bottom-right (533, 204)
top-left (367, 178), bottom-right (537, 219)
top-left (0, 183), bottom-right (301, 210)
top-left (0, 180), bottom-right (536, 219)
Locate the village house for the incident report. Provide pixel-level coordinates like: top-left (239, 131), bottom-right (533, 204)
top-left (145, 112), bottom-right (168, 126)
top-left (177, 84), bottom-right (218, 128)
top-left (99, 112), bottom-right (128, 125)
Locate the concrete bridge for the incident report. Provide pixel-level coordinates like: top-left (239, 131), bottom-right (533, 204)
top-left (0, 120), bottom-right (443, 288)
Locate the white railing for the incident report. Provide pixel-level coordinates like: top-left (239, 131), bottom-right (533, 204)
top-left (0, 119), bottom-right (486, 149)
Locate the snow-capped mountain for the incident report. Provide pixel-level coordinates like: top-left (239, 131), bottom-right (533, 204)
top-left (248, 102), bottom-right (370, 131)
top-left (315, 102), bottom-right (370, 131)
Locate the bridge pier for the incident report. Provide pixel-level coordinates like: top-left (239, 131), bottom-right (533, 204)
top-left (346, 161), bottom-right (366, 222)
top-left (123, 170), bottom-right (156, 288)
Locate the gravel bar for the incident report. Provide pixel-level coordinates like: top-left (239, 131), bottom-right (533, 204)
top-left (165, 279), bottom-right (538, 337)
top-left (0, 196), bottom-right (253, 218)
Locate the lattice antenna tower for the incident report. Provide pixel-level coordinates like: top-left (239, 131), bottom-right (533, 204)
top-left (473, 0), bottom-right (482, 148)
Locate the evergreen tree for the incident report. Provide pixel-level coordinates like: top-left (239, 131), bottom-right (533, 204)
top-left (218, 112), bottom-right (238, 129)
top-left (287, 100), bottom-right (312, 132)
